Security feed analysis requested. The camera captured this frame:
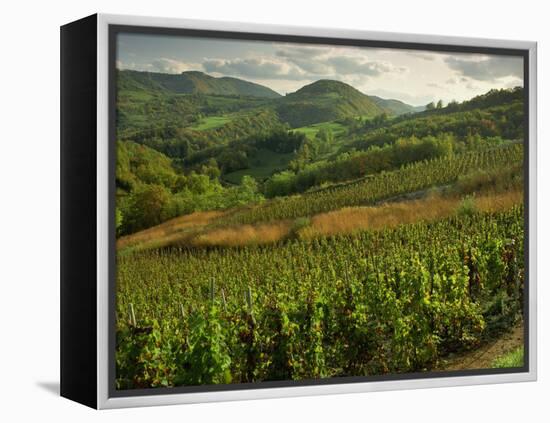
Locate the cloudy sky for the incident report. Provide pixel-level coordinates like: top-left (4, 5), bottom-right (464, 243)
top-left (117, 32), bottom-right (523, 106)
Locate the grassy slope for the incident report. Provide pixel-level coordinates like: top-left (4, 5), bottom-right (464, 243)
top-left (293, 121), bottom-right (347, 139)
top-left (492, 347), bottom-right (524, 368)
top-left (189, 115), bottom-right (234, 131)
top-left (224, 149), bottom-right (295, 184)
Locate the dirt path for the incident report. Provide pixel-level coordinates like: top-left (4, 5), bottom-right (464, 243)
top-left (438, 323), bottom-right (524, 371)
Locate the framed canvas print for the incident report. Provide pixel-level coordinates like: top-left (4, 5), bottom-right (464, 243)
top-left (60, 13), bottom-right (537, 409)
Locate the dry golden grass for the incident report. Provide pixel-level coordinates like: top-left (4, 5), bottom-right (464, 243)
top-left (192, 221), bottom-right (292, 247)
top-left (475, 190), bottom-right (523, 212)
top-left (299, 197), bottom-right (456, 239)
top-left (117, 190), bottom-right (523, 251)
top-left (117, 210), bottom-right (225, 251)
top-left (299, 190), bottom-right (523, 239)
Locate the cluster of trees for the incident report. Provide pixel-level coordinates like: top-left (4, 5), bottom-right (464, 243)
top-left (340, 113), bottom-right (390, 136)
top-left (437, 87), bottom-right (523, 114)
top-left (116, 141), bottom-right (264, 235)
top-left (117, 92), bottom-right (204, 139)
top-left (119, 108), bottom-right (284, 161)
top-left (346, 87), bottom-right (523, 143)
top-left (115, 125), bottom-right (308, 236)
top-left (425, 100), bottom-right (444, 110)
top-left (184, 129), bottom-right (306, 174)
top-left (288, 128), bottom-right (337, 171)
top-left (117, 176), bottom-right (263, 235)
top-left (349, 101), bottom-right (523, 152)
top-left (264, 134), bottom-right (454, 197)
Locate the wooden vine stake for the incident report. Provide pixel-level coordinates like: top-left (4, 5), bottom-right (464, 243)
top-left (129, 303), bottom-right (137, 327)
top-left (221, 288), bottom-right (227, 312)
top-left (210, 277), bottom-right (216, 303)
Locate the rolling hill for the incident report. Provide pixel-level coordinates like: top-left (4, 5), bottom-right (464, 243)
top-left (118, 70), bottom-right (281, 98)
top-left (275, 79), bottom-right (386, 127)
top-left (118, 70), bottom-right (423, 128)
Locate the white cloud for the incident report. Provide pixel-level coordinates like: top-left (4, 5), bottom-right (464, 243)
top-left (444, 55), bottom-right (523, 82)
top-left (327, 55), bottom-right (407, 76)
top-left (446, 76), bottom-right (469, 85)
top-left (202, 57), bottom-right (305, 80)
top-left (150, 58), bottom-right (201, 74)
top-left (117, 58), bottom-right (201, 74)
top-left (405, 51), bottom-right (438, 61)
top-left (203, 45), bottom-right (408, 84)
top-left (275, 45), bottom-right (328, 60)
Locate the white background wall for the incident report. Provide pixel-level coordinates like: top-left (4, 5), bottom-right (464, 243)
top-left (0, 0), bottom-right (547, 420)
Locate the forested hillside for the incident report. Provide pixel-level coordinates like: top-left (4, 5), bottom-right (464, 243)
top-left (118, 69), bottom-right (281, 98)
top-left (276, 79), bottom-right (385, 127)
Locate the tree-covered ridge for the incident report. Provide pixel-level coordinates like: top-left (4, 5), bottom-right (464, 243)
top-left (424, 86), bottom-right (524, 116)
top-left (145, 109), bottom-right (287, 161)
top-left (118, 69), bottom-right (281, 98)
top-left (116, 140), bottom-right (179, 193)
top-left (116, 70), bottom-right (421, 143)
top-left (346, 95), bottom-right (523, 151)
top-left (276, 80), bottom-right (386, 127)
top-left (264, 134), bottom-right (455, 197)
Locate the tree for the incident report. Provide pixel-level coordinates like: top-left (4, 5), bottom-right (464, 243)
top-left (447, 100), bottom-right (459, 111)
top-left (315, 127), bottom-right (334, 144)
top-left (182, 139), bottom-right (193, 158)
top-left (122, 184), bottom-right (171, 234)
top-left (201, 158), bottom-right (221, 180)
top-left (187, 172), bottom-right (212, 195)
top-left (229, 175), bottom-right (264, 206)
top-left (264, 171), bottom-right (296, 197)
top-left (373, 112), bottom-right (389, 127)
top-left (115, 208), bottom-right (123, 236)
top-left (426, 101), bottom-right (436, 110)
top-left (436, 99), bottom-right (444, 109)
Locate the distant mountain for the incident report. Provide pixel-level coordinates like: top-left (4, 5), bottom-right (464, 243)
top-left (369, 95), bottom-right (424, 115)
top-left (118, 70), bottom-right (281, 99)
top-left (276, 80), bottom-right (385, 127)
top-left (117, 70), bottom-right (425, 126)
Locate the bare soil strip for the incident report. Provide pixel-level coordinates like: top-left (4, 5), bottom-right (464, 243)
top-left (437, 323), bottom-right (524, 371)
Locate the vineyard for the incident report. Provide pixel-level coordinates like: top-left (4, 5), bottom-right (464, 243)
top-left (116, 206), bottom-right (524, 388)
top-left (114, 67), bottom-right (526, 390)
top-left (218, 143), bottom-right (523, 226)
